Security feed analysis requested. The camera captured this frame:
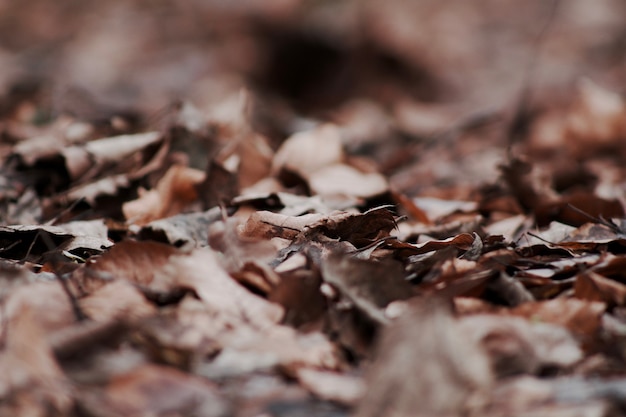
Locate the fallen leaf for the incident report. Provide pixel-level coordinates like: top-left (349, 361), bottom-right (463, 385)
top-left (123, 164), bottom-right (205, 225)
top-left (84, 240), bottom-right (181, 300)
top-left (83, 364), bottom-right (229, 417)
top-left (460, 314), bottom-right (582, 377)
top-left (80, 280), bottom-right (157, 322)
top-left (510, 298), bottom-right (606, 345)
top-left (307, 163), bottom-right (388, 198)
top-left (0, 306), bottom-right (73, 416)
top-left (354, 297), bottom-right (492, 417)
top-left (272, 124), bottom-right (344, 178)
top-left (163, 248), bottom-right (284, 328)
top-left (575, 271), bottom-right (626, 307)
top-left (296, 368), bottom-right (365, 406)
top-left (321, 253), bottom-right (413, 325)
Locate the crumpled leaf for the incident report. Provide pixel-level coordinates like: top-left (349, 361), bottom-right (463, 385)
top-left (241, 206), bottom-right (397, 248)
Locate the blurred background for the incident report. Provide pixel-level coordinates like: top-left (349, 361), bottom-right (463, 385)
top-left (1, 0), bottom-right (625, 203)
top-left (1, 0), bottom-right (624, 115)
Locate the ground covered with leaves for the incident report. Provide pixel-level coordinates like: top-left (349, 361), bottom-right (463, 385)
top-left (1, 1), bottom-right (626, 416)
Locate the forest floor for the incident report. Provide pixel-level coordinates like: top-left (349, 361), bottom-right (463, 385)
top-left (1, 1), bottom-right (626, 416)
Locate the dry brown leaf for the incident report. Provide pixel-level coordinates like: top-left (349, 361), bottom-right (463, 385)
top-left (272, 124), bottom-right (344, 178)
top-left (268, 267), bottom-right (326, 328)
top-left (322, 254), bottom-right (413, 325)
top-left (307, 163), bottom-right (388, 198)
top-left (236, 132), bottom-right (274, 189)
top-left (0, 223), bottom-right (111, 263)
top-left (123, 164), bottom-right (205, 225)
top-left (565, 79), bottom-right (626, 156)
top-left (354, 297), bottom-right (493, 417)
top-left (163, 248), bottom-right (284, 328)
top-left (64, 174), bottom-right (132, 205)
top-left (0, 306), bottom-right (73, 416)
top-left (86, 364), bottom-right (229, 417)
top-left (198, 325), bottom-right (340, 378)
top-left (208, 217), bottom-right (279, 272)
top-left (80, 280), bottom-right (157, 322)
top-left (239, 210), bottom-right (326, 240)
top-left (510, 298), bottom-right (606, 343)
top-left (198, 159), bottom-right (239, 209)
top-left (84, 131), bottom-right (162, 166)
top-left (2, 281), bottom-right (75, 335)
top-left (460, 314), bottom-right (582, 377)
top-left (390, 232), bottom-right (476, 256)
top-left (135, 206), bottom-right (222, 248)
top-left (296, 368), bottom-right (365, 406)
top-left (413, 196), bottom-right (478, 220)
top-left (85, 239), bottom-right (180, 298)
top-left (575, 271), bottom-right (626, 307)
top-left (536, 192), bottom-right (624, 228)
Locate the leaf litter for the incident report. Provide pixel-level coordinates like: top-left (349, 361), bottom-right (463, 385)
top-left (1, 1), bottom-right (626, 416)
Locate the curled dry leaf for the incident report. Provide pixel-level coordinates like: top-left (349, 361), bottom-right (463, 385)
top-left (239, 210), bottom-right (326, 240)
top-left (234, 131), bottom-right (275, 189)
top-left (387, 232), bottom-right (476, 257)
top-left (199, 159), bottom-right (239, 209)
top-left (240, 206), bottom-right (397, 248)
top-left (54, 219), bottom-right (112, 254)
